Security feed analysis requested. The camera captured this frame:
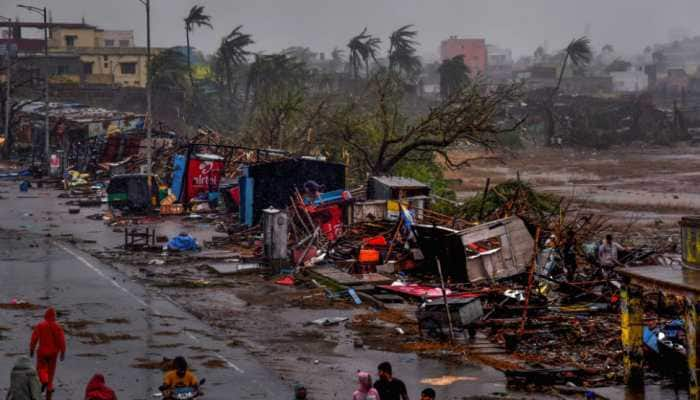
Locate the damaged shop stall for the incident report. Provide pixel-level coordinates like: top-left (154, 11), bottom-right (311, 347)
top-left (412, 216), bottom-right (534, 283)
top-left (238, 158), bottom-right (346, 226)
top-left (170, 143), bottom-right (289, 213)
top-left (18, 101), bottom-right (149, 173)
top-left (352, 176), bottom-right (431, 224)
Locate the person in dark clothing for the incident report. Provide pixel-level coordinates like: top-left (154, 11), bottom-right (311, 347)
top-left (373, 362), bottom-right (409, 400)
top-left (563, 230), bottom-right (577, 281)
top-left (420, 388), bottom-right (436, 400)
top-left (293, 384), bottom-right (307, 400)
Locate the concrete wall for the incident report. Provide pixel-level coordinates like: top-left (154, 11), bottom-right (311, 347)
top-left (440, 37), bottom-right (487, 75)
top-left (101, 31), bottom-right (134, 48)
top-left (49, 27), bottom-right (99, 49)
top-left (80, 53), bottom-right (148, 87)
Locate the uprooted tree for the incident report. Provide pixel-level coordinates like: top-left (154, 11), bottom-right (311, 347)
top-left (321, 71), bottom-right (524, 176)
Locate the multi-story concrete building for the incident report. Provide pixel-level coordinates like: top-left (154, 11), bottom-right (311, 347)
top-left (439, 36), bottom-right (487, 75)
top-left (0, 21), bottom-right (154, 87)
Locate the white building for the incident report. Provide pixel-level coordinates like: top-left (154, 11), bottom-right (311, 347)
top-left (610, 66), bottom-right (649, 92)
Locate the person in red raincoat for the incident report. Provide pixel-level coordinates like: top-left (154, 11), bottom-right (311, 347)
top-left (29, 307), bottom-right (66, 398)
top-left (84, 374), bottom-right (117, 400)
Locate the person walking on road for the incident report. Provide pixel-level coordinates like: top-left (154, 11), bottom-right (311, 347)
top-left (374, 362), bottom-right (409, 400)
top-left (352, 371), bottom-right (380, 400)
top-left (84, 374), bottom-right (117, 400)
top-left (29, 307), bottom-right (66, 399)
top-left (6, 356), bottom-right (43, 400)
top-left (419, 388), bottom-right (436, 400)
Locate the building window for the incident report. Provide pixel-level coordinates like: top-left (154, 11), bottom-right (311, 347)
top-left (103, 62), bottom-right (109, 69)
top-left (56, 65), bottom-right (70, 75)
top-left (65, 35), bottom-right (77, 48)
top-left (83, 62), bottom-right (93, 75)
top-left (104, 39), bottom-right (115, 47)
top-left (103, 55), bottom-right (109, 61)
top-left (120, 62), bottom-right (137, 75)
top-left (119, 40), bottom-right (130, 47)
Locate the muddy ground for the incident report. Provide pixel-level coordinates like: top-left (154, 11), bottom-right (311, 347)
top-left (447, 143), bottom-right (700, 229)
top-left (3, 144), bottom-right (697, 399)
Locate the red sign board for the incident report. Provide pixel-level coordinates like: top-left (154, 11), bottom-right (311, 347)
top-left (185, 154), bottom-right (224, 201)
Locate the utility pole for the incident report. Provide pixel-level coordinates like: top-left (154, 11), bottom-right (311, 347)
top-left (42, 7), bottom-right (48, 164)
top-left (1, 17), bottom-right (12, 155)
top-left (139, 0), bottom-right (152, 175)
top-left (18, 4), bottom-right (50, 165)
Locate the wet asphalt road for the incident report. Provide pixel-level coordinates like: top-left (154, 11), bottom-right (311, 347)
top-left (0, 186), bottom-right (291, 399)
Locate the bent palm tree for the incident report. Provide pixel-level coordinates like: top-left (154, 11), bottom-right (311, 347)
top-left (216, 25), bottom-right (254, 97)
top-left (545, 36), bottom-right (592, 145)
top-left (184, 5), bottom-right (213, 86)
top-left (388, 24), bottom-right (421, 77)
top-left (347, 28), bottom-right (381, 79)
top-left (553, 36), bottom-right (592, 94)
top-left (348, 28), bottom-right (370, 79)
top-left (363, 36), bottom-right (381, 77)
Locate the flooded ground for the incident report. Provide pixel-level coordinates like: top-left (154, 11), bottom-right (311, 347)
top-left (447, 144), bottom-right (700, 227)
top-left (2, 143), bottom-right (697, 398)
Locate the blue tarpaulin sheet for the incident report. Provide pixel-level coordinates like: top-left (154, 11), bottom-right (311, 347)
top-left (167, 234), bottom-right (199, 251)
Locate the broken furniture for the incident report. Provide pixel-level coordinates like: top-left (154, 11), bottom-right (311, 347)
top-left (124, 226), bottom-right (157, 249)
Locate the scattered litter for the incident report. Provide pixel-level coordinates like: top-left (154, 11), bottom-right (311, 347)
top-left (308, 317), bottom-right (349, 326)
top-left (275, 276), bottom-right (295, 286)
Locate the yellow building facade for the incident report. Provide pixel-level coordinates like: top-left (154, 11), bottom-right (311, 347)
top-left (47, 24), bottom-right (154, 87)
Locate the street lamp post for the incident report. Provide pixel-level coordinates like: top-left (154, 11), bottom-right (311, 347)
top-left (138, 0), bottom-right (152, 175)
top-left (17, 4), bottom-right (49, 165)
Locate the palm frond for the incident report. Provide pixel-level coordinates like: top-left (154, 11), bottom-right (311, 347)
top-left (566, 36), bottom-right (592, 66)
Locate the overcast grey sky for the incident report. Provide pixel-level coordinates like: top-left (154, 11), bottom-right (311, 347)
top-left (2, 0), bottom-right (698, 60)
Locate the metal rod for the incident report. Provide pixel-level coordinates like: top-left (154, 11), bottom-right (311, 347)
top-left (144, 0), bottom-right (152, 175)
top-left (435, 257), bottom-right (455, 344)
top-left (519, 227), bottom-right (541, 336)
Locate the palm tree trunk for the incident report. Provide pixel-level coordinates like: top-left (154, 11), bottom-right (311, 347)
top-left (553, 54), bottom-right (569, 96)
top-left (186, 28), bottom-right (193, 87)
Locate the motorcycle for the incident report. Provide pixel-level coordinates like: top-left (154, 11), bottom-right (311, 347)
top-left (154, 379), bottom-right (206, 400)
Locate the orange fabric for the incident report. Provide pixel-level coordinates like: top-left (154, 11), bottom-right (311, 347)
top-left (163, 370), bottom-right (198, 388)
top-left (30, 308), bottom-right (66, 357)
top-left (37, 355), bottom-right (58, 390)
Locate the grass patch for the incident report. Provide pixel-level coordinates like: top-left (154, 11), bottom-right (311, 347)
top-left (0, 302), bottom-right (42, 310)
top-left (105, 318), bottom-right (130, 324)
top-left (131, 357), bottom-right (173, 371)
top-left (70, 331), bottom-right (139, 345)
top-left (75, 353), bottom-right (107, 358)
top-left (202, 359), bottom-right (227, 369)
top-left (148, 343), bottom-right (184, 349)
top-left (154, 331), bottom-right (180, 336)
